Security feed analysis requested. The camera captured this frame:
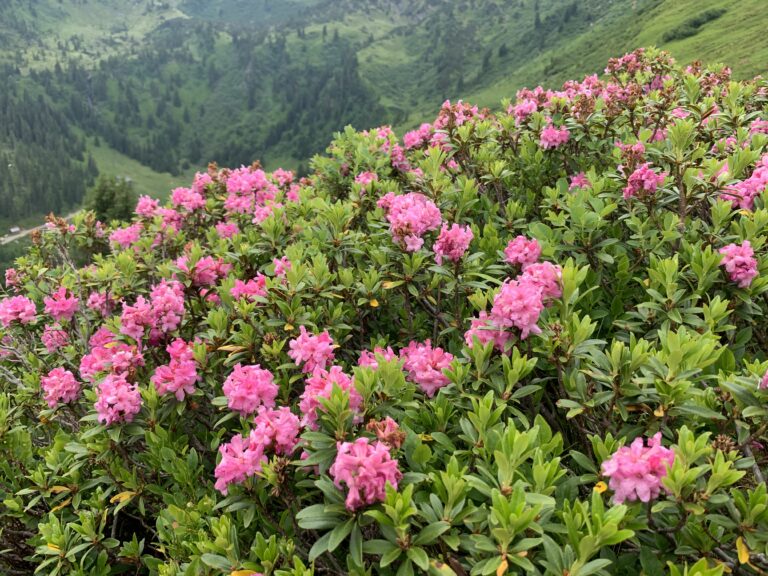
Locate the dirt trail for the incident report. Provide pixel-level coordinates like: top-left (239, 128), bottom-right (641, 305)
top-left (0, 211), bottom-right (80, 245)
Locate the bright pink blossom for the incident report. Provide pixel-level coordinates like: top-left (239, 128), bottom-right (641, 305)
top-left (464, 311), bottom-right (512, 351)
top-left (176, 256), bottom-right (232, 287)
top-left (761, 370), bottom-right (768, 391)
top-left (403, 123), bottom-right (433, 149)
top-left (5, 268), bottom-right (19, 289)
top-left (231, 275), bottom-right (267, 302)
top-left (87, 292), bottom-right (116, 317)
top-left (288, 326), bottom-right (335, 373)
top-left (41, 367), bottom-right (80, 408)
top-left (42, 324), bottom-right (69, 353)
top-left (433, 223), bottom-right (473, 265)
top-left (94, 373), bottom-right (142, 425)
top-left (251, 406), bottom-right (301, 455)
top-left (135, 195), bottom-right (159, 218)
top-left (151, 339), bottom-right (199, 401)
top-left (490, 278), bottom-right (545, 339)
top-left (43, 287), bottom-right (79, 321)
top-left (273, 257), bottom-right (291, 278)
top-left (330, 438), bottom-right (402, 510)
top-left (377, 192), bottom-right (442, 252)
top-left (521, 261), bottom-right (563, 301)
top-left (299, 366), bottom-right (362, 430)
top-left (623, 163), bottom-right (666, 199)
top-left (569, 172), bottom-right (591, 190)
top-left (0, 296), bottom-right (36, 326)
top-left (358, 346), bottom-right (397, 370)
top-left (721, 154), bottom-right (768, 210)
top-left (540, 124), bottom-right (570, 149)
top-left (222, 364), bottom-right (279, 416)
top-left (215, 221), bottom-right (240, 238)
top-left (109, 223), bottom-right (143, 249)
top-left (719, 241), bottom-right (758, 288)
top-left (214, 433), bottom-right (266, 495)
top-left (400, 340), bottom-right (453, 397)
top-left (171, 187), bottom-right (206, 212)
top-left (504, 236), bottom-right (541, 266)
top-left (601, 433), bottom-right (674, 504)
top-left (354, 172), bottom-right (378, 186)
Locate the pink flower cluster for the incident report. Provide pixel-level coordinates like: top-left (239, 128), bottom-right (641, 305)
top-left (623, 163), bottom-right (666, 199)
top-left (540, 124), bottom-right (570, 149)
top-left (330, 438), bottom-right (402, 511)
top-left (403, 123), bottom-right (433, 149)
top-left (0, 295), bottom-right (36, 327)
top-left (224, 166), bottom-right (279, 214)
top-left (135, 195), bottom-right (160, 218)
top-left (377, 192), bottom-right (442, 252)
top-left (504, 236), bottom-right (541, 266)
top-left (400, 340), bottom-right (453, 397)
top-left (299, 366), bottom-right (362, 430)
top-left (719, 241), bottom-right (759, 288)
top-left (569, 172), bottom-right (591, 190)
top-left (231, 275), bottom-right (267, 301)
top-left (42, 325), bottom-right (69, 353)
top-left (120, 280), bottom-right (185, 341)
top-left (222, 364), bottom-right (279, 416)
top-left (40, 367), bottom-right (80, 408)
top-left (151, 339), bottom-right (199, 401)
top-left (433, 223), bottom-right (473, 265)
top-left (358, 346), bottom-right (397, 370)
top-left (489, 278), bottom-right (545, 340)
top-left (354, 172), bottom-right (378, 186)
top-left (273, 257), bottom-right (291, 278)
top-left (79, 328), bottom-right (144, 382)
top-left (601, 433), bottom-right (675, 504)
top-left (43, 287), bottom-right (79, 322)
top-left (94, 373), bottom-right (142, 425)
top-left (214, 407), bottom-right (300, 495)
top-left (288, 326), bottom-right (335, 373)
top-left (215, 220), bottom-right (240, 238)
top-left (176, 256), bottom-right (232, 287)
top-left (721, 154), bottom-right (768, 210)
top-left (109, 223), bottom-right (143, 249)
top-left (171, 187), bottom-right (206, 212)
top-left (510, 98), bottom-right (537, 122)
top-left (87, 292), bottom-right (116, 317)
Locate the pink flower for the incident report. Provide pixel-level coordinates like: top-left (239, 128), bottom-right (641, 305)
top-left (330, 438), bottom-right (402, 510)
top-left (761, 370), bottom-right (768, 390)
top-left (109, 223), bottom-right (143, 249)
top-left (87, 292), bottom-right (116, 317)
top-left (231, 275), bottom-right (267, 302)
top-left (273, 257), bottom-right (291, 278)
top-left (489, 278), bottom-right (545, 340)
top-left (403, 123), bottom-right (433, 149)
top-left (251, 406), bottom-right (301, 455)
top-left (135, 195), bottom-right (159, 218)
top-left (222, 364), bottom-right (279, 416)
top-left (151, 339), bottom-right (199, 401)
top-left (299, 366), bottom-right (362, 430)
top-left (214, 433), bottom-right (266, 495)
top-left (721, 154), bottom-right (768, 210)
top-left (44, 287), bottom-right (79, 321)
top-left (719, 241), bottom-right (758, 288)
top-left (4, 268), bottom-right (19, 289)
top-left (569, 172), bottom-right (591, 190)
top-left (354, 172), bottom-right (379, 186)
top-left (521, 261), bottom-right (562, 301)
top-left (79, 338), bottom-right (144, 383)
top-left (42, 324), bottom-right (69, 353)
top-left (511, 99), bottom-right (537, 122)
top-left (433, 223), bottom-right (473, 265)
top-left (41, 367), bottom-right (80, 408)
top-left (464, 311), bottom-right (512, 351)
top-left (377, 192), bottom-right (442, 252)
top-left (601, 433), bottom-right (675, 504)
top-left (358, 346), bottom-right (397, 370)
top-left (176, 256), bottom-right (231, 287)
top-left (400, 340), bottom-right (453, 397)
top-left (288, 326), bottom-right (335, 373)
top-left (540, 124), bottom-right (570, 149)
top-left (171, 187), bottom-right (206, 212)
top-left (623, 163), bottom-right (666, 199)
top-left (94, 373), bottom-right (142, 425)
top-left (149, 279), bottom-right (186, 335)
top-left (504, 236), bottom-right (541, 267)
top-left (215, 221), bottom-right (240, 238)
top-left (0, 295), bottom-right (36, 326)
top-left (120, 296), bottom-right (153, 341)
top-left (272, 168), bottom-right (294, 187)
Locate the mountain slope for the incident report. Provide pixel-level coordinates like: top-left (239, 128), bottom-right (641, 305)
top-left (0, 0), bottom-right (767, 228)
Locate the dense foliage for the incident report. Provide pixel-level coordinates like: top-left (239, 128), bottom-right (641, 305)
top-left (4, 49), bottom-right (768, 575)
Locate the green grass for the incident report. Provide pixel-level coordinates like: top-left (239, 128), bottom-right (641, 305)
top-left (88, 140), bottom-right (192, 201)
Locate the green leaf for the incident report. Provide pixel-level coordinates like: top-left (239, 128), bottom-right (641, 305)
top-left (413, 521), bottom-right (451, 546)
top-left (200, 554), bottom-right (232, 570)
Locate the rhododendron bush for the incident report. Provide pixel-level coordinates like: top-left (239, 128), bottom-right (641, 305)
top-left (4, 49), bottom-right (768, 576)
